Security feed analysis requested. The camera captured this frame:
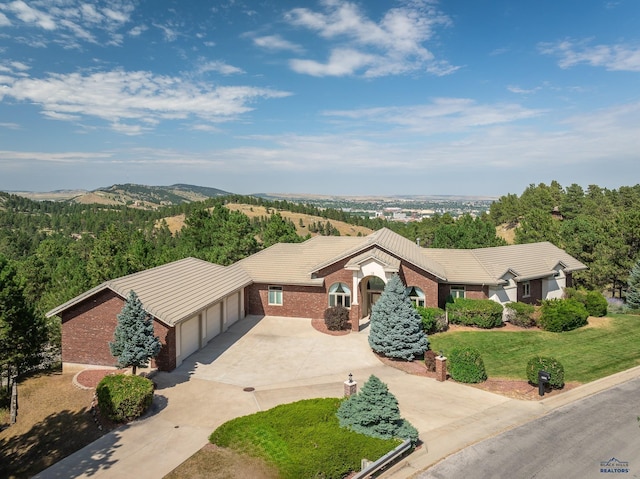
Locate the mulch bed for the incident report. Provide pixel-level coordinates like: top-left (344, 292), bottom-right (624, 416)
top-left (374, 353), bottom-right (580, 401)
top-left (311, 318), bottom-right (351, 336)
top-left (74, 369), bottom-right (128, 389)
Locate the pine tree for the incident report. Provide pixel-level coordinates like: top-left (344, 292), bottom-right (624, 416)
top-left (368, 274), bottom-right (429, 360)
top-left (110, 290), bottom-right (161, 374)
top-left (626, 261), bottom-right (640, 309)
top-left (0, 254), bottom-right (49, 386)
top-left (336, 375), bottom-right (418, 443)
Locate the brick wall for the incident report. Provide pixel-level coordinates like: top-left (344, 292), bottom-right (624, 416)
top-left (518, 279), bottom-right (543, 305)
top-left (399, 262), bottom-right (440, 308)
top-left (61, 288), bottom-right (177, 371)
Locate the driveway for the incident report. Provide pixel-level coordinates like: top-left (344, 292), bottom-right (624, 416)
top-left (36, 315), bottom-right (640, 479)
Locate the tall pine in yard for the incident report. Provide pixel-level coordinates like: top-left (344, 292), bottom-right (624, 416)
top-left (627, 260), bottom-right (640, 309)
top-left (336, 375), bottom-right (418, 443)
top-left (368, 274), bottom-right (429, 360)
top-left (110, 290), bottom-right (161, 374)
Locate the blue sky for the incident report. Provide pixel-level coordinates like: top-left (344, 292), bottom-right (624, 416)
top-left (1, 0), bottom-right (639, 196)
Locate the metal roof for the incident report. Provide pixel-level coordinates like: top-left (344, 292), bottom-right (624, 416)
top-left (46, 257), bottom-right (253, 326)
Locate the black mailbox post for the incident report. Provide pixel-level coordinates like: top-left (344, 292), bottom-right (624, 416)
top-left (538, 370), bottom-right (551, 396)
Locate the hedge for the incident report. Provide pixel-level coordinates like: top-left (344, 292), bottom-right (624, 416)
top-left (96, 374), bottom-right (154, 423)
top-left (447, 298), bottom-right (503, 329)
top-left (448, 347), bottom-right (487, 383)
top-left (504, 301), bottom-right (536, 328)
top-left (538, 298), bottom-right (589, 332)
top-left (324, 305), bottom-right (350, 331)
top-left (415, 306), bottom-right (447, 334)
top-left (526, 356), bottom-right (565, 389)
top-left (564, 288), bottom-right (608, 317)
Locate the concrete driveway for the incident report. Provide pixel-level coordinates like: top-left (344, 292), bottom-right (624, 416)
top-left (37, 314), bottom-right (639, 479)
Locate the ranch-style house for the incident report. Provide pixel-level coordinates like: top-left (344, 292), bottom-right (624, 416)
top-left (47, 227), bottom-right (587, 371)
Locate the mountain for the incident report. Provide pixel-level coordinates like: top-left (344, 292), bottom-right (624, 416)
top-left (8, 184), bottom-right (231, 208)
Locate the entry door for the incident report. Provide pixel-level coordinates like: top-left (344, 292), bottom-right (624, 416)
top-left (368, 292), bottom-right (382, 315)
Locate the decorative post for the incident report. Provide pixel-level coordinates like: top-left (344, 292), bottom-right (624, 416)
top-left (435, 353), bottom-right (447, 382)
top-left (344, 373), bottom-right (357, 396)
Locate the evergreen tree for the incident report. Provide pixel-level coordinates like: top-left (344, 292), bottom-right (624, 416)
top-left (368, 274), bottom-right (429, 360)
top-left (0, 255), bottom-right (48, 386)
top-left (336, 375), bottom-right (418, 443)
top-left (261, 213), bottom-right (302, 247)
top-left (110, 290), bottom-right (161, 374)
top-left (626, 261), bottom-right (640, 309)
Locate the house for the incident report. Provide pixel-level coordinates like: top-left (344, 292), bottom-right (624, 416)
top-left (47, 227), bottom-right (587, 371)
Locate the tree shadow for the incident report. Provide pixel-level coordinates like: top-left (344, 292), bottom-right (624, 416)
top-left (0, 409), bottom-right (124, 478)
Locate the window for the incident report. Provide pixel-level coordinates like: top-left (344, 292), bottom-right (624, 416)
top-left (367, 277), bottom-right (385, 291)
top-left (450, 285), bottom-right (465, 299)
top-left (329, 282), bottom-right (351, 308)
top-left (268, 286), bottom-right (283, 305)
top-left (522, 281), bottom-right (531, 298)
top-left (406, 286), bottom-right (425, 307)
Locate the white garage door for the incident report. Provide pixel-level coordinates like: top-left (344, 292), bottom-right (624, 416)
top-left (180, 315), bottom-right (200, 360)
top-left (205, 303), bottom-right (222, 343)
top-left (227, 292), bottom-right (240, 327)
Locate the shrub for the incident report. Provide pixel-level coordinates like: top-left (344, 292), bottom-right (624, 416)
top-left (607, 297), bottom-right (627, 314)
top-left (447, 298), bottom-right (503, 329)
top-left (504, 302), bottom-right (536, 328)
top-left (424, 350), bottom-right (437, 372)
top-left (538, 298), bottom-right (589, 332)
top-left (324, 305), bottom-right (350, 331)
top-left (526, 356), bottom-right (565, 389)
top-left (565, 287), bottom-right (608, 317)
top-left (96, 374), bottom-right (154, 423)
top-left (415, 306), bottom-right (448, 334)
top-left (448, 347), bottom-right (487, 383)
top-left (585, 291), bottom-right (608, 317)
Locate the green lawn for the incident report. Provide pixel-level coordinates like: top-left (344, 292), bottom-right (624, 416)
top-left (209, 398), bottom-right (401, 479)
top-left (429, 314), bottom-right (640, 383)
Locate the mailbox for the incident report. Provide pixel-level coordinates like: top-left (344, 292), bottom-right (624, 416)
top-left (538, 370), bottom-right (551, 396)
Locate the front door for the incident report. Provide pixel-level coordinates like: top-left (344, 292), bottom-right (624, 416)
top-left (367, 292), bottom-right (382, 315)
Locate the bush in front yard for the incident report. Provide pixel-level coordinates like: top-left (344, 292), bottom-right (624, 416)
top-left (526, 356), bottom-right (565, 389)
top-left (538, 298), bottom-right (589, 332)
top-left (448, 347), bottom-right (487, 383)
top-left (96, 374), bottom-right (154, 423)
top-left (324, 305), bottom-right (350, 331)
top-left (504, 302), bottom-right (536, 328)
top-left (447, 298), bottom-right (503, 329)
top-left (415, 306), bottom-right (448, 334)
top-left (424, 350), bottom-right (437, 372)
top-left (565, 287), bottom-right (608, 317)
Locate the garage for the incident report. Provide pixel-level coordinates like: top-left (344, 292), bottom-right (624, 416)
top-left (205, 303), bottom-right (222, 343)
top-left (180, 314), bottom-right (201, 363)
top-left (226, 292), bottom-right (241, 327)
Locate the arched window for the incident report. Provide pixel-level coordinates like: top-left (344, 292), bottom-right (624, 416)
top-left (406, 286), bottom-right (425, 307)
top-left (367, 277), bottom-right (385, 291)
top-left (329, 282), bottom-right (351, 308)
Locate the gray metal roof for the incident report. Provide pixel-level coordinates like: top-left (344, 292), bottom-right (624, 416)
top-left (424, 241), bottom-right (587, 285)
top-left (47, 257), bottom-right (253, 326)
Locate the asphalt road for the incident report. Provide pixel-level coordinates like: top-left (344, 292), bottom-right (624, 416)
top-left (419, 377), bottom-right (640, 479)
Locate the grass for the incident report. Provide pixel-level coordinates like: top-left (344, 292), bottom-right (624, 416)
top-left (430, 314), bottom-right (640, 383)
top-left (209, 398), bottom-right (401, 479)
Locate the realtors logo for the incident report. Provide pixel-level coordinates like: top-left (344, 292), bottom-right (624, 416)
top-left (600, 458), bottom-right (629, 474)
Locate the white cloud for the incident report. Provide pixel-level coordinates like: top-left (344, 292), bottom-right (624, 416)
top-left (0, 0), bottom-right (135, 46)
top-left (282, 0), bottom-right (456, 77)
top-left (539, 39), bottom-right (640, 72)
top-left (323, 97), bottom-right (545, 133)
top-left (0, 69), bottom-right (291, 134)
top-left (0, 12), bottom-right (11, 26)
top-left (0, 150), bottom-right (113, 164)
top-left (253, 34), bottom-right (304, 53)
top-left (128, 24), bottom-right (147, 36)
top-left (197, 60), bottom-right (245, 75)
top-left (507, 85), bottom-right (542, 95)
top-left (3, 0), bottom-right (56, 30)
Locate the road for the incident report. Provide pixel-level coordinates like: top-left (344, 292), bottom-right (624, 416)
top-left (419, 377), bottom-right (640, 479)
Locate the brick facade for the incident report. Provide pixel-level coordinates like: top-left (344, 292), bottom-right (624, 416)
top-left (61, 288), bottom-right (176, 371)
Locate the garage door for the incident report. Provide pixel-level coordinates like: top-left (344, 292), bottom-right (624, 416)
top-left (205, 303), bottom-right (222, 343)
top-left (227, 292), bottom-right (240, 327)
top-left (180, 315), bottom-right (200, 360)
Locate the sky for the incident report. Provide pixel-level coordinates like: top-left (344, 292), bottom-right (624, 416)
top-left (0, 0), bottom-right (639, 197)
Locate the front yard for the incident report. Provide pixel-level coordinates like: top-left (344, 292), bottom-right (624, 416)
top-left (429, 314), bottom-right (640, 383)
